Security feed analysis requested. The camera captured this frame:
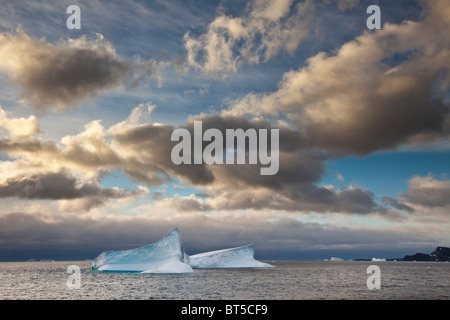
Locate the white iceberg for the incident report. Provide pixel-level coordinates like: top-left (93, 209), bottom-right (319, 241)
top-left (330, 257), bottom-right (344, 261)
top-left (90, 228), bottom-right (193, 273)
top-left (372, 258), bottom-right (386, 262)
top-left (90, 228), bottom-right (273, 273)
top-left (190, 244), bottom-right (274, 268)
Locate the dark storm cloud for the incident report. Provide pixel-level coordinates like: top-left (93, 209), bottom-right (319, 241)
top-left (113, 122), bottom-right (216, 186)
top-left (199, 180), bottom-right (382, 214)
top-left (0, 30), bottom-right (159, 111)
top-left (163, 114), bottom-right (382, 214)
top-left (0, 171), bottom-right (147, 211)
top-left (114, 114), bottom-right (309, 186)
top-left (19, 47), bottom-right (129, 108)
top-left (0, 171), bottom-right (94, 200)
top-left (0, 211), bottom-right (436, 261)
top-left (114, 113), bottom-right (381, 214)
top-left (112, 113), bottom-right (311, 188)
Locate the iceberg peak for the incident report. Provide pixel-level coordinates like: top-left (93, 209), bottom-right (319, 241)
top-left (90, 228), bottom-right (193, 273)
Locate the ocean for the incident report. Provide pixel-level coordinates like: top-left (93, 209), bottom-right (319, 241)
top-left (0, 260), bottom-right (448, 300)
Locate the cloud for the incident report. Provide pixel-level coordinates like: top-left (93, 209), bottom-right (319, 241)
top-left (154, 195), bottom-right (212, 212)
top-left (0, 107), bottom-right (151, 212)
top-left (57, 185), bottom-right (148, 212)
top-left (0, 118), bottom-right (120, 181)
top-left (0, 171), bottom-right (96, 200)
top-left (329, 0), bottom-right (359, 11)
top-left (400, 175), bottom-right (450, 208)
top-left (227, 0), bottom-right (450, 155)
top-left (183, 0), bottom-right (315, 76)
top-left (0, 210), bottom-right (443, 261)
top-left (0, 105), bottom-right (181, 187)
top-left (112, 111), bottom-right (384, 214)
top-left (0, 101), bottom-right (445, 217)
top-left (199, 182), bottom-right (382, 214)
top-left (0, 106), bottom-right (42, 138)
top-left (381, 195), bottom-right (415, 213)
top-left (157, 113), bottom-right (388, 214)
top-left (112, 120), bottom-right (215, 186)
top-left (0, 103), bottom-right (387, 215)
top-left (0, 30), bottom-right (161, 112)
top-left (0, 0), bottom-right (448, 263)
top-left (0, 170), bottom-right (148, 211)
top-left (378, 174), bottom-right (450, 219)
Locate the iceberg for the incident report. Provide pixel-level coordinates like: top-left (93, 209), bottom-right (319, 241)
top-left (190, 244), bottom-right (274, 268)
top-left (90, 228), bottom-right (274, 273)
top-left (330, 257), bottom-right (344, 261)
top-left (90, 228), bottom-right (193, 273)
top-left (372, 258), bottom-right (386, 262)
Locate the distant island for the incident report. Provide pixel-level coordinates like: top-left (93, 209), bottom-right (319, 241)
top-left (354, 246), bottom-right (450, 262)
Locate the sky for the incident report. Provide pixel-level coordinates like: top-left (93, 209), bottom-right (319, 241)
top-left (0, 0), bottom-right (449, 261)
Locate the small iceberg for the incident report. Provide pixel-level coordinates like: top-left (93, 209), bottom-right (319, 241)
top-left (330, 257), bottom-right (344, 261)
top-left (90, 228), bottom-right (193, 273)
top-left (190, 244), bottom-right (273, 268)
top-left (372, 258), bottom-right (387, 262)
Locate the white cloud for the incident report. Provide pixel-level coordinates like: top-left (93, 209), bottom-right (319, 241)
top-left (183, 0), bottom-right (315, 76)
top-left (0, 106), bottom-right (42, 138)
top-left (226, 0), bottom-right (450, 155)
top-left (400, 175), bottom-right (450, 208)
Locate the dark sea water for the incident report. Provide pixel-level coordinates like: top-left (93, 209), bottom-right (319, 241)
top-left (0, 260), bottom-right (448, 300)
